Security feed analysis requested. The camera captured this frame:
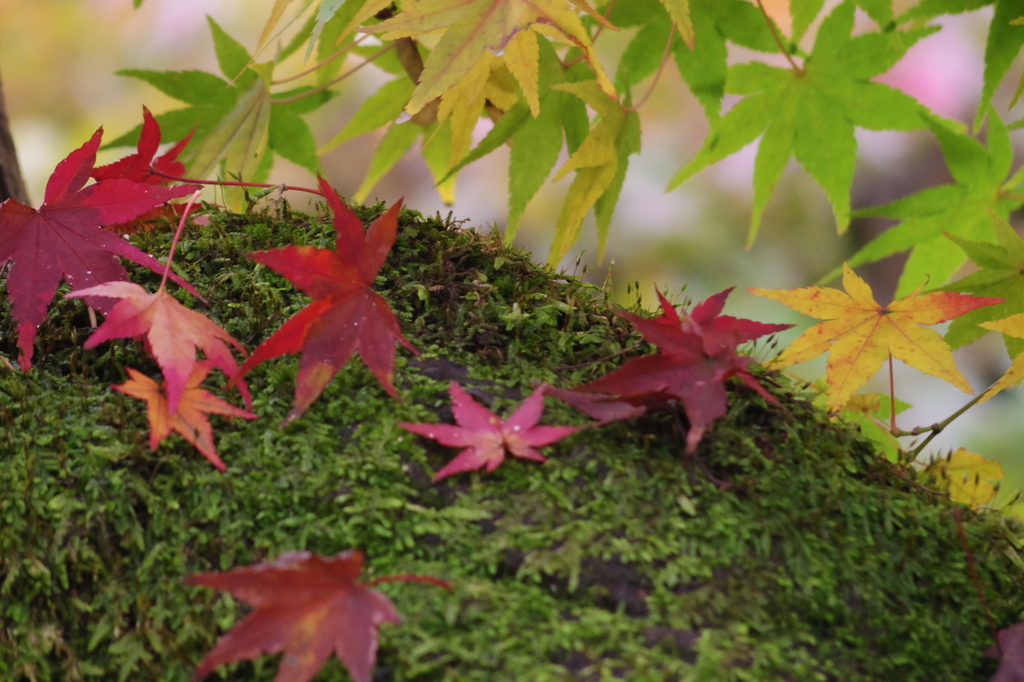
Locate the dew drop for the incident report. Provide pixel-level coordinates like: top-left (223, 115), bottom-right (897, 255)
top-left (513, 425), bottom-right (521, 431)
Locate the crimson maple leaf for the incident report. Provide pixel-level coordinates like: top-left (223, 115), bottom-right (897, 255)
top-left (186, 550), bottom-right (404, 682)
top-left (230, 178), bottom-right (418, 424)
top-left (115, 362), bottom-right (256, 471)
top-left (0, 128), bottom-right (200, 369)
top-left (68, 281), bottom-right (250, 415)
top-left (92, 106), bottom-right (192, 185)
top-left (400, 381), bottom-right (578, 481)
top-left (90, 106), bottom-right (196, 233)
top-left (552, 289), bottom-right (792, 452)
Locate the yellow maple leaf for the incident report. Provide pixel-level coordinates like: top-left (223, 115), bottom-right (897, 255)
top-left (978, 313), bottom-right (1024, 402)
top-left (503, 29), bottom-right (541, 117)
top-left (926, 448), bottom-right (1004, 508)
top-left (363, 0), bottom-right (615, 116)
top-left (749, 263), bottom-right (1002, 411)
top-left (438, 54), bottom-right (496, 165)
top-left (548, 80), bottom-right (629, 264)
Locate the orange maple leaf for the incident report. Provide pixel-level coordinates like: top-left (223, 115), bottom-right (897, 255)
top-left (70, 281), bottom-right (250, 415)
top-left (749, 263), bottom-right (1002, 411)
top-left (115, 361), bottom-right (257, 471)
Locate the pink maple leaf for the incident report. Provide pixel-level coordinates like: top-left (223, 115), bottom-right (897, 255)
top-left (400, 381), bottom-right (578, 482)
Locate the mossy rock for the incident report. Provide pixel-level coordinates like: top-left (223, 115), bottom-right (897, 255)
top-left (1, 201), bottom-right (1022, 681)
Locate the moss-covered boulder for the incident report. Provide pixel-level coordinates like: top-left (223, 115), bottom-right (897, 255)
top-left (2, 202), bottom-right (1022, 681)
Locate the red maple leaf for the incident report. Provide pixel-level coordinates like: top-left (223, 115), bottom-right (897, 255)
top-left (186, 550), bottom-right (447, 682)
top-left (551, 289), bottom-right (792, 452)
top-left (400, 381), bottom-right (578, 481)
top-left (115, 362), bottom-right (256, 471)
top-left (91, 107), bottom-right (196, 233)
top-left (230, 178), bottom-right (418, 424)
top-left (0, 128), bottom-right (200, 369)
top-left (92, 106), bottom-right (192, 185)
top-left (68, 280), bottom-right (250, 414)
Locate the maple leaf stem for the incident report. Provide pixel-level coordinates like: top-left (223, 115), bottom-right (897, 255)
top-left (160, 189), bottom-right (203, 293)
top-left (271, 43), bottom-right (396, 105)
top-left (147, 167), bottom-right (323, 197)
top-left (953, 507), bottom-right (1000, 646)
top-left (888, 352), bottom-right (896, 434)
top-left (365, 574), bottom-right (454, 591)
top-left (624, 24), bottom-right (676, 114)
top-left (754, 0), bottom-right (804, 76)
top-left (271, 34), bottom-right (369, 86)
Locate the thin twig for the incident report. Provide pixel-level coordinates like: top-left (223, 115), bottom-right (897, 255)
top-left (271, 34), bottom-right (369, 85)
top-left (147, 167), bottom-right (324, 197)
top-left (908, 392), bottom-right (987, 459)
top-left (754, 0), bottom-right (804, 75)
top-left (625, 24), bottom-right (676, 113)
top-left (271, 43), bottom-right (396, 104)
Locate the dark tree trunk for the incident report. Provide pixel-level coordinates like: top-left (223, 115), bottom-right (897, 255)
top-left (0, 69), bottom-right (28, 205)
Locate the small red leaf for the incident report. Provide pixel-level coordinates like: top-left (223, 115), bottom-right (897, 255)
top-left (400, 382), bottom-right (578, 481)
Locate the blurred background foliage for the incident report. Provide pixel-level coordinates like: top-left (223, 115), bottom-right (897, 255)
top-left (2, 0), bottom-right (1024, 508)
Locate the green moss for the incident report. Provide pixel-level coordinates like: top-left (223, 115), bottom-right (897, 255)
top-left (1, 201), bottom-right (1022, 681)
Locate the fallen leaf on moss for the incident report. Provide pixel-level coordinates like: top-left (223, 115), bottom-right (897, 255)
top-left (187, 550), bottom-right (427, 682)
top-left (554, 288), bottom-right (790, 452)
top-left (400, 381), bottom-right (577, 481)
top-left (230, 178), bottom-right (417, 423)
top-left (115, 361), bottom-right (256, 471)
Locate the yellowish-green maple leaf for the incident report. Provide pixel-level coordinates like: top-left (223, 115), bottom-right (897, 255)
top-left (548, 81), bottom-right (638, 264)
top-left (925, 448), bottom-right (1004, 509)
top-left (363, 0), bottom-right (615, 116)
top-left (750, 263), bottom-right (1002, 411)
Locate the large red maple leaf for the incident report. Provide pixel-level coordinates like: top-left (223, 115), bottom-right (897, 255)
top-left (400, 381), bottom-right (578, 481)
top-left (186, 550), bottom-right (449, 682)
top-left (0, 128), bottom-right (200, 369)
top-left (231, 178), bottom-right (418, 424)
top-left (551, 289), bottom-right (792, 452)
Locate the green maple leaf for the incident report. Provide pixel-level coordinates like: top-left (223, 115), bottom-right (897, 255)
top-left (841, 111), bottom-right (1024, 297)
top-left (667, 1), bottom-right (932, 247)
top-left (899, 0), bottom-right (1024, 130)
top-left (110, 18), bottom-right (332, 209)
top-left (941, 212), bottom-right (1024, 357)
top-left (610, 0), bottom-right (778, 121)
